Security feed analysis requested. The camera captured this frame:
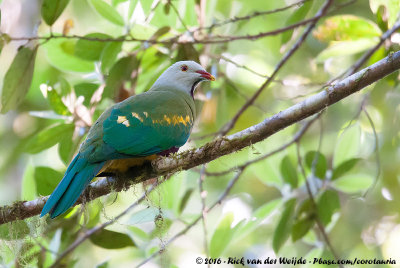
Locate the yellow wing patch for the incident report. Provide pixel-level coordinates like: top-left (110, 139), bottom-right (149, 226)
top-left (117, 116), bottom-right (130, 127)
top-left (117, 115), bottom-right (127, 123)
top-left (118, 113), bottom-right (191, 127)
top-left (132, 112), bottom-right (144, 122)
top-left (152, 115), bottom-right (192, 126)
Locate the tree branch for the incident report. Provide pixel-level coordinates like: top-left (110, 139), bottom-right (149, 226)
top-left (7, 15), bottom-right (319, 45)
top-left (1, 50), bottom-right (400, 225)
top-left (196, 0), bottom-right (310, 32)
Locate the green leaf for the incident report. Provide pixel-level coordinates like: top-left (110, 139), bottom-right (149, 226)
top-left (34, 167), bottom-right (64, 196)
top-left (178, 189), bottom-right (193, 214)
top-left (297, 198), bottom-right (313, 217)
top-left (333, 123), bottom-right (361, 166)
top-left (0, 34), bottom-right (4, 55)
top-left (21, 162), bottom-right (36, 200)
top-left (280, 155), bottom-right (298, 188)
top-left (112, 0), bottom-right (128, 5)
top-left (58, 130), bottom-right (77, 165)
top-left (41, 0), bottom-right (71, 26)
top-left (47, 88), bottom-right (71, 115)
top-left (128, 226), bottom-right (148, 240)
top-left (273, 198), bottom-right (296, 253)
top-left (164, 4), bottom-right (170, 14)
top-left (250, 154), bottom-right (282, 186)
top-left (74, 82), bottom-right (99, 106)
top-left (375, 5), bottom-right (388, 31)
top-left (331, 158), bottom-right (360, 180)
top-left (281, 1), bottom-right (312, 45)
top-left (175, 43), bottom-right (200, 62)
top-left (235, 199), bottom-right (281, 240)
top-left (75, 33), bottom-right (111, 61)
top-left (44, 39), bottom-right (94, 72)
top-left (0, 221), bottom-right (30, 240)
top-left (58, 77), bottom-right (71, 96)
top-left (150, 173), bottom-right (182, 213)
top-left (292, 218), bottom-right (314, 242)
top-left (305, 151), bottom-right (327, 179)
top-left (332, 173), bottom-right (374, 193)
top-left (96, 261), bottom-right (109, 268)
top-left (24, 124), bottom-right (74, 154)
top-left (84, 202), bottom-right (102, 228)
top-left (291, 198), bottom-right (314, 242)
top-left (127, 0), bottom-right (138, 20)
top-left (90, 229), bottom-right (136, 249)
top-left (370, 0), bottom-right (400, 28)
top-left (101, 41), bottom-right (123, 73)
top-left (317, 190), bottom-right (340, 226)
top-left (127, 207), bottom-right (160, 225)
top-left (1, 46), bottom-right (37, 113)
top-left (103, 55), bottom-right (139, 99)
top-left (210, 212), bottom-right (237, 258)
top-left (150, 26), bottom-right (171, 40)
top-left (314, 15), bottom-right (381, 42)
top-left (89, 0), bottom-right (125, 26)
top-left (316, 38), bottom-right (378, 61)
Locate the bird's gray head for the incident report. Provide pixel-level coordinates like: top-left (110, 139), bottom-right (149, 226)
top-left (151, 61), bottom-right (215, 97)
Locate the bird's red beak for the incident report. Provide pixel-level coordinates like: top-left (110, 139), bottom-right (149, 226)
top-left (196, 70), bottom-right (216, 81)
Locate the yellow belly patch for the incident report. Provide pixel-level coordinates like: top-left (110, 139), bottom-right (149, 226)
top-left (98, 155), bottom-right (157, 175)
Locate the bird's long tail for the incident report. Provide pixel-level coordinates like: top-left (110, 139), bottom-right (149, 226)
top-left (40, 153), bottom-right (105, 218)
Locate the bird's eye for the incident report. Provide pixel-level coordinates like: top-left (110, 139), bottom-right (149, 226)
top-left (180, 65), bottom-right (188, 72)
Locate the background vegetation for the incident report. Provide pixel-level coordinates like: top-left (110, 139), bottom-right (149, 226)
top-left (0, 0), bottom-right (400, 267)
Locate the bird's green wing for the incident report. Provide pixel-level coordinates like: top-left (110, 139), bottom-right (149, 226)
top-left (101, 89), bottom-right (195, 157)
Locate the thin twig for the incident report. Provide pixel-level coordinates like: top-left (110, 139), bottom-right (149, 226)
top-left (7, 15), bottom-right (319, 45)
top-left (219, 0), bottom-right (334, 136)
top-left (307, 112), bottom-right (325, 194)
top-left (169, 1), bottom-right (190, 32)
top-left (197, 0), bottom-right (311, 32)
top-left (211, 54), bottom-right (274, 80)
top-left (144, 0), bottom-right (161, 24)
top-left (201, 16), bottom-right (321, 44)
top-left (215, 53), bottom-right (327, 88)
top-left (222, 74), bottom-right (268, 112)
top-left (362, 107), bottom-right (381, 196)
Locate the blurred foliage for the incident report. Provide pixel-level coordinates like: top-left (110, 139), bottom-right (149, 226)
top-left (0, 0), bottom-right (400, 267)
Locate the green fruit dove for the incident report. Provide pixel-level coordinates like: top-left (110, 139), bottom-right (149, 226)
top-left (41, 61), bottom-right (215, 218)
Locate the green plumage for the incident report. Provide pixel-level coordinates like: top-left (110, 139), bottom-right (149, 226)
top-left (41, 87), bottom-right (196, 218)
top-left (84, 87), bottom-right (196, 161)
